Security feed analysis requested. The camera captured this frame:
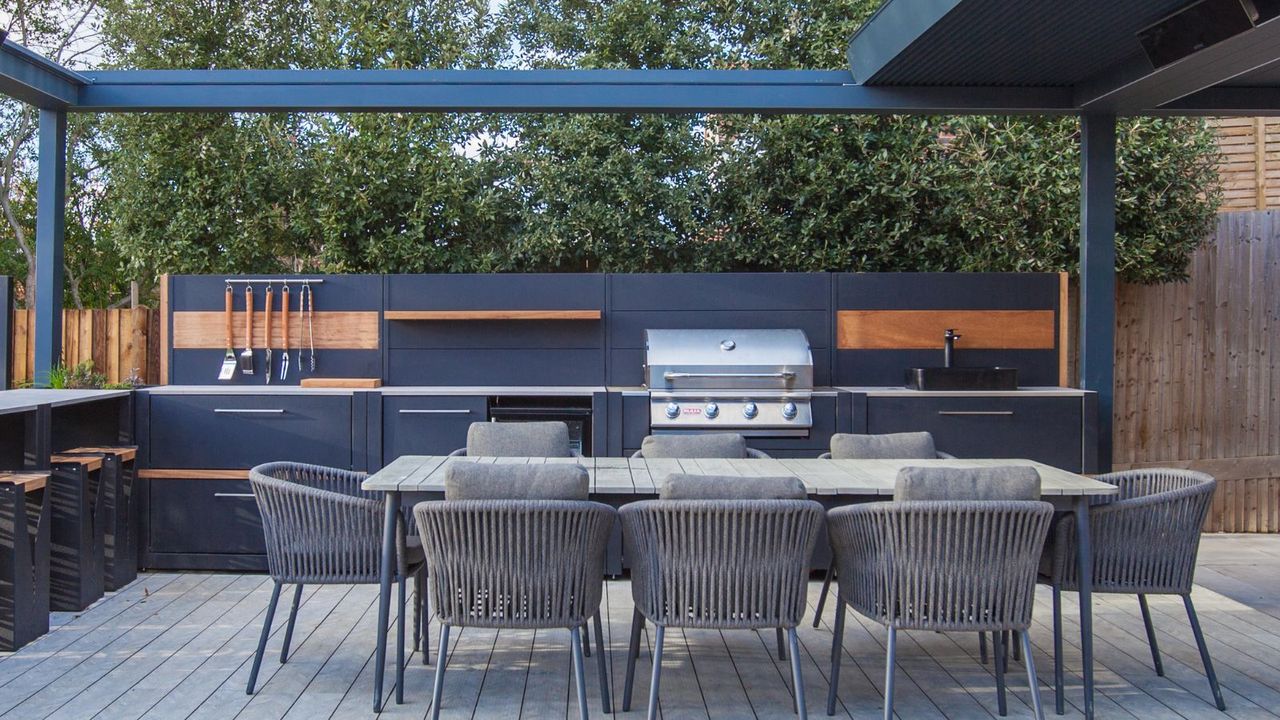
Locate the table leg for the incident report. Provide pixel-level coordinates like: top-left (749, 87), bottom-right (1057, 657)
top-left (1074, 496), bottom-right (1094, 720)
top-left (374, 490), bottom-right (400, 712)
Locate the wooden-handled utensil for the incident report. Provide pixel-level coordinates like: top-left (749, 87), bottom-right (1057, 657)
top-left (264, 286), bottom-right (274, 385)
top-left (239, 286), bottom-right (255, 376)
top-left (279, 285), bottom-right (290, 381)
top-left (218, 285), bottom-right (237, 380)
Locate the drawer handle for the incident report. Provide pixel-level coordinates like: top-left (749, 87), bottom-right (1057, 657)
top-left (937, 411), bottom-right (1015, 416)
top-left (399, 409), bottom-right (474, 415)
top-left (213, 493), bottom-right (256, 498)
top-left (213, 408), bottom-right (287, 414)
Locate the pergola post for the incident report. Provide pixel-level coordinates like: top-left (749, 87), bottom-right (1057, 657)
top-left (1079, 114), bottom-right (1116, 471)
top-left (33, 108), bottom-right (67, 386)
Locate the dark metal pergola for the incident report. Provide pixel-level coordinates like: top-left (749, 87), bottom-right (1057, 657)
top-left (3, 0), bottom-right (1280, 486)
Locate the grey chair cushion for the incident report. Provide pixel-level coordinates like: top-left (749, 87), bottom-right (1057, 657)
top-left (830, 432), bottom-right (937, 459)
top-left (639, 433), bottom-right (747, 458)
top-left (466, 421), bottom-right (572, 457)
top-left (893, 465), bottom-right (1042, 502)
top-left (444, 462), bottom-right (589, 501)
top-left (660, 473), bottom-right (807, 500)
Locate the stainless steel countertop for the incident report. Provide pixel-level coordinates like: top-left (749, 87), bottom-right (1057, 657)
top-left (838, 386), bottom-right (1091, 397)
top-left (139, 385), bottom-right (1087, 397)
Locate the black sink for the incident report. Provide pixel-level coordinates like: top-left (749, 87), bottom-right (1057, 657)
top-left (906, 367), bottom-right (1019, 391)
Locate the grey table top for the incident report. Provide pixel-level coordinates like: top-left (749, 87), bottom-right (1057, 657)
top-left (363, 455), bottom-right (1119, 497)
top-left (0, 388), bottom-right (131, 415)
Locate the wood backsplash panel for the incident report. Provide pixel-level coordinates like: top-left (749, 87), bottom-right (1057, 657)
top-left (837, 310), bottom-right (1056, 350)
top-left (172, 311), bottom-right (380, 350)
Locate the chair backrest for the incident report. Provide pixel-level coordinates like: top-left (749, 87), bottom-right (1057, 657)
top-left (249, 462), bottom-right (382, 584)
top-left (444, 461), bottom-right (589, 500)
top-left (621, 498), bottom-right (825, 629)
top-left (659, 472), bottom-right (806, 500)
top-left (828, 499), bottom-right (1053, 632)
top-left (829, 431), bottom-right (937, 459)
top-left (893, 465), bottom-right (1041, 502)
top-left (636, 433), bottom-right (748, 458)
top-left (1052, 468), bottom-right (1216, 594)
top-left (414, 499), bottom-right (616, 629)
top-left (465, 421), bottom-right (572, 457)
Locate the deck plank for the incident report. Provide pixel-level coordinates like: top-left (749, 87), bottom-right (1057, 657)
top-left (5, 536), bottom-right (1280, 719)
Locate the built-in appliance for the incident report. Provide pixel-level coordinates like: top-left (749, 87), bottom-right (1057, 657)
top-left (488, 396), bottom-right (592, 455)
top-left (644, 328), bottom-right (813, 437)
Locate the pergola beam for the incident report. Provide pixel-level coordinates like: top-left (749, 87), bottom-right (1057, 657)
top-left (0, 40), bottom-right (85, 109)
top-left (72, 69), bottom-right (1076, 114)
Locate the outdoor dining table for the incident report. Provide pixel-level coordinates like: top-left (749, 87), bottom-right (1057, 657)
top-left (362, 455), bottom-right (1119, 716)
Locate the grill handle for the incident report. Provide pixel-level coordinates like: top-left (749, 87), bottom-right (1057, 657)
top-left (662, 371), bottom-right (796, 381)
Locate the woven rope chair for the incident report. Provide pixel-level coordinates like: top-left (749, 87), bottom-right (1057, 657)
top-left (827, 500), bottom-right (1053, 719)
top-left (1045, 469), bottom-right (1224, 713)
top-left (620, 499), bottom-right (825, 719)
top-left (414, 499), bottom-right (616, 720)
top-left (246, 462), bottom-right (425, 702)
top-left (631, 446), bottom-right (771, 458)
top-left (812, 432), bottom-right (955, 629)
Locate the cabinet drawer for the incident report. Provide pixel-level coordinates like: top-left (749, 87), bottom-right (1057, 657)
top-left (148, 478), bottom-right (265, 555)
top-left (383, 395), bottom-right (487, 459)
top-left (866, 396), bottom-right (1084, 471)
top-left (150, 395), bottom-right (354, 469)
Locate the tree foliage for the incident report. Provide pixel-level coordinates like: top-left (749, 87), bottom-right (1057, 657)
top-left (6, 0), bottom-right (1223, 307)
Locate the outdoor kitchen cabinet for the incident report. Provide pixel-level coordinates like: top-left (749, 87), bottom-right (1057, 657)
top-left (857, 392), bottom-right (1097, 473)
top-left (139, 391), bottom-right (358, 570)
top-left (381, 394), bottom-right (487, 459)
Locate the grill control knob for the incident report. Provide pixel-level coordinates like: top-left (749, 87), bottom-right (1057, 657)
top-left (782, 401), bottom-right (798, 420)
top-left (665, 402), bottom-right (681, 419)
top-left (705, 402), bottom-right (720, 419)
top-left (743, 402), bottom-right (759, 420)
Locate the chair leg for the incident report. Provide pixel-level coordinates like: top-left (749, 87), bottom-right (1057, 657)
top-left (280, 583), bottom-right (303, 663)
top-left (1012, 631), bottom-right (1022, 663)
top-left (646, 625), bottom-right (666, 720)
top-left (430, 625), bottom-right (450, 720)
top-left (789, 628), bottom-right (807, 718)
top-left (827, 598), bottom-right (845, 716)
top-left (413, 575), bottom-right (421, 652)
top-left (1184, 594), bottom-right (1227, 711)
top-left (396, 575), bottom-right (406, 705)
top-left (583, 621), bottom-right (591, 657)
top-left (1021, 630), bottom-right (1046, 720)
top-left (1052, 584), bottom-right (1064, 716)
top-left (814, 558), bottom-right (834, 628)
top-left (883, 627), bottom-right (897, 720)
top-left (419, 571), bottom-right (430, 666)
top-left (1138, 594), bottom-right (1164, 676)
top-left (571, 626), bottom-right (589, 720)
top-left (623, 608), bottom-right (643, 712)
top-left (994, 626), bottom-right (1008, 716)
top-left (594, 613), bottom-right (612, 714)
top-left (777, 627), bottom-right (788, 661)
top-left (246, 580), bottom-right (282, 695)
top-left (979, 632), bottom-right (989, 664)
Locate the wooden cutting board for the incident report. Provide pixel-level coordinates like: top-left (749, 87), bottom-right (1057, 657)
top-left (299, 378), bottom-right (382, 388)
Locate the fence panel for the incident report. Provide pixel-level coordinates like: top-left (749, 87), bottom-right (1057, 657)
top-left (8, 308), bottom-right (155, 386)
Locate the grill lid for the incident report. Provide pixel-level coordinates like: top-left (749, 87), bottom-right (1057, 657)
top-left (644, 329), bottom-right (814, 390)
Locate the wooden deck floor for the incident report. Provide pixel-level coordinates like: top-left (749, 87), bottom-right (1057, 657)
top-left (2, 535), bottom-right (1278, 719)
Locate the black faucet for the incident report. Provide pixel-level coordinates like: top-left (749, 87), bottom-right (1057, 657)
top-left (943, 329), bottom-right (961, 368)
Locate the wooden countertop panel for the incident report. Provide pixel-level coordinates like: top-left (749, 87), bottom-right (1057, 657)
top-left (837, 310), bottom-right (1056, 350)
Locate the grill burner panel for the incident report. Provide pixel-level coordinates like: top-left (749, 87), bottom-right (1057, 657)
top-left (644, 329), bottom-right (814, 435)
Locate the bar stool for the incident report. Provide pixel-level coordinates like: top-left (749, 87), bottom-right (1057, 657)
top-left (49, 454), bottom-right (106, 611)
top-left (0, 471), bottom-right (51, 650)
top-left (61, 446), bottom-right (138, 590)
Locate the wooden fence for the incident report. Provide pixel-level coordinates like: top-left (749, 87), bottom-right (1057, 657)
top-left (1212, 117), bottom-right (1280, 211)
top-left (9, 308), bottom-right (159, 386)
top-left (1112, 211), bottom-right (1280, 531)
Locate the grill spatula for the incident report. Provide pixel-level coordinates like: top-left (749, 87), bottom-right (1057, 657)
top-left (218, 285), bottom-right (237, 380)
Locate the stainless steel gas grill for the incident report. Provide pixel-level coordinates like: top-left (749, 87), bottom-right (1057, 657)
top-left (644, 329), bottom-right (814, 436)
